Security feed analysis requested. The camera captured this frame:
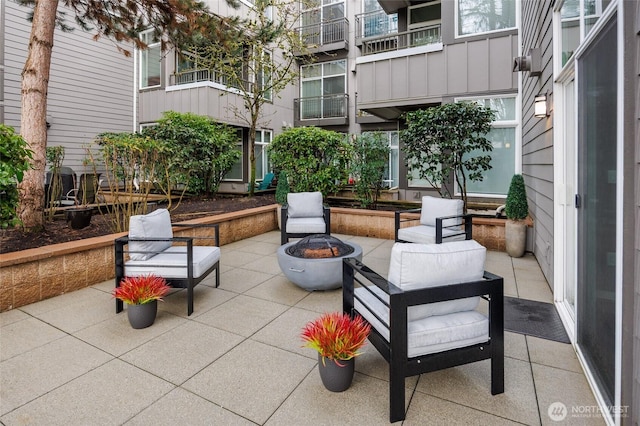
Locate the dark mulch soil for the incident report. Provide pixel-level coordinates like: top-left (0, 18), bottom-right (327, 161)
top-left (1, 194), bottom-right (276, 254)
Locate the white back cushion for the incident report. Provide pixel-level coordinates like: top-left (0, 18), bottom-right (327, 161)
top-left (128, 209), bottom-right (173, 260)
top-left (287, 192), bottom-right (324, 218)
top-left (419, 196), bottom-right (464, 227)
top-left (388, 240), bottom-right (486, 319)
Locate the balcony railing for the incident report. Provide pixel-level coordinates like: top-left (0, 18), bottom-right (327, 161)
top-left (169, 69), bottom-right (254, 92)
top-left (294, 94), bottom-right (349, 121)
top-left (355, 10), bottom-right (398, 41)
top-left (361, 24), bottom-right (442, 55)
top-left (296, 17), bottom-right (349, 49)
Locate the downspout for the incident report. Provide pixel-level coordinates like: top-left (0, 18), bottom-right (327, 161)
top-left (132, 42), bottom-right (137, 132)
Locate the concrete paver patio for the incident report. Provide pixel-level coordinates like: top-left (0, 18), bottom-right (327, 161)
top-left (0, 231), bottom-right (604, 425)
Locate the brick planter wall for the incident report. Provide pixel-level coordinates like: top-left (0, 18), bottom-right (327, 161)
top-left (0, 204), bottom-right (509, 312)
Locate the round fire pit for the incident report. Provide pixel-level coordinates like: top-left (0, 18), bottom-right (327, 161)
top-left (277, 234), bottom-right (362, 291)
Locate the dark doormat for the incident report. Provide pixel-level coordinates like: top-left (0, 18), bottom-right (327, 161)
top-left (504, 296), bottom-right (571, 344)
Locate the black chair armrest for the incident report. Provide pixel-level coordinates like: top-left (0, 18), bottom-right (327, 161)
top-left (394, 208), bottom-right (422, 241)
top-left (435, 213), bottom-right (473, 243)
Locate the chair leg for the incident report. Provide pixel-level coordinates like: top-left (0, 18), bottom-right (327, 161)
top-left (187, 280), bottom-right (194, 316)
top-left (491, 354), bottom-right (504, 395)
top-left (215, 262), bottom-right (220, 288)
top-left (389, 366), bottom-right (406, 422)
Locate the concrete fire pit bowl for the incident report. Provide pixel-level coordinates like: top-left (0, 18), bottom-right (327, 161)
top-left (277, 236), bottom-right (362, 291)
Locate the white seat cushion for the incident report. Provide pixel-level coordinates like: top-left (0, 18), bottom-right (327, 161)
top-left (354, 287), bottom-right (489, 357)
top-left (286, 217), bottom-right (327, 234)
top-left (124, 246), bottom-right (220, 279)
top-left (397, 224), bottom-right (467, 244)
top-left (287, 192), bottom-right (324, 218)
top-left (388, 240), bottom-right (485, 320)
top-left (420, 196), bottom-right (464, 228)
top-left (128, 209), bottom-right (173, 261)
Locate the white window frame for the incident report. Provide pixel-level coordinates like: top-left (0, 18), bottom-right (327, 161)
top-left (255, 129), bottom-right (272, 181)
top-left (362, 130), bottom-right (400, 189)
top-left (454, 0), bottom-right (518, 39)
top-left (300, 59), bottom-right (347, 119)
top-left (454, 94), bottom-right (520, 197)
top-left (139, 30), bottom-right (161, 89)
top-left (225, 129), bottom-right (244, 182)
top-left (554, 0), bottom-right (612, 73)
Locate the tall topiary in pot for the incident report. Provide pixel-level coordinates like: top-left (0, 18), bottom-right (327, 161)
top-left (275, 170), bottom-right (289, 229)
top-left (504, 174), bottom-right (529, 257)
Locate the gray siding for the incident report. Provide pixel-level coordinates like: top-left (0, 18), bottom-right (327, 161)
top-left (0, 0), bottom-right (4, 124)
top-left (520, 0), bottom-right (555, 284)
top-left (356, 34), bottom-right (518, 114)
top-left (3, 1), bottom-right (134, 170)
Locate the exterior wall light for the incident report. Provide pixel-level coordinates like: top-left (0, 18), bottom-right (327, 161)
top-left (534, 93), bottom-right (549, 118)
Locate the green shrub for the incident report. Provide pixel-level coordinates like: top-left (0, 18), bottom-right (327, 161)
top-left (268, 127), bottom-right (351, 197)
top-left (0, 125), bottom-right (33, 228)
top-left (90, 132), bottom-right (169, 232)
top-left (505, 174), bottom-right (529, 220)
top-left (275, 171), bottom-right (289, 205)
top-left (350, 132), bottom-right (390, 209)
top-left (141, 111), bottom-right (241, 196)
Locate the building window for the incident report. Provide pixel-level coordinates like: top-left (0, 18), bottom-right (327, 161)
top-left (257, 51), bottom-right (272, 102)
top-left (456, 0), bottom-right (516, 37)
top-left (409, 1), bottom-right (442, 46)
top-left (557, 0), bottom-right (611, 67)
top-left (456, 96), bottom-right (518, 196)
top-left (362, 131), bottom-right (399, 188)
top-left (301, 0), bottom-right (345, 45)
top-left (140, 30), bottom-right (161, 88)
top-left (300, 60), bottom-right (346, 119)
top-left (362, 0), bottom-right (398, 38)
top-left (255, 130), bottom-right (272, 180)
top-left (226, 129), bottom-right (244, 181)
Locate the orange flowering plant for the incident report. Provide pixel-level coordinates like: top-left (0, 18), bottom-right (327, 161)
top-left (112, 275), bottom-right (171, 305)
top-left (301, 312), bottom-right (371, 366)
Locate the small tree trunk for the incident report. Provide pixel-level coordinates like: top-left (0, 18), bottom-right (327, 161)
top-left (17, 0), bottom-right (59, 230)
top-left (248, 115), bottom-right (258, 197)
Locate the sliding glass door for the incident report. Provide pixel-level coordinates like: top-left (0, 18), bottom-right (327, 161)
top-left (576, 15), bottom-right (617, 408)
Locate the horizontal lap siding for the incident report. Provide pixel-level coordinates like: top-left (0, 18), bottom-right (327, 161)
top-left (4, 1), bottom-right (133, 169)
top-left (521, 0), bottom-right (555, 285)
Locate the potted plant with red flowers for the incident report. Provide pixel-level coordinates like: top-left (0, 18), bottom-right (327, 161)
top-left (301, 312), bottom-right (371, 392)
top-left (112, 275), bottom-right (171, 329)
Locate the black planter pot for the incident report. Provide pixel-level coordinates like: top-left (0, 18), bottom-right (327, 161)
top-left (66, 207), bottom-right (92, 229)
top-left (317, 354), bottom-right (355, 392)
top-left (127, 300), bottom-right (158, 329)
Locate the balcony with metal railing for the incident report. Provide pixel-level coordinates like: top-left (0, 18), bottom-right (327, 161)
top-left (360, 24), bottom-right (442, 56)
top-left (293, 94), bottom-right (349, 126)
top-left (169, 69), bottom-right (254, 92)
top-left (295, 17), bottom-right (349, 54)
top-left (354, 9), bottom-right (398, 46)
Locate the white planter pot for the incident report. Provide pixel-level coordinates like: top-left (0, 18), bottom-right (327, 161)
top-left (505, 220), bottom-right (527, 258)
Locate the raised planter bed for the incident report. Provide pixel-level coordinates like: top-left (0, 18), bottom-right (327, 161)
top-left (0, 204), bottom-right (508, 312)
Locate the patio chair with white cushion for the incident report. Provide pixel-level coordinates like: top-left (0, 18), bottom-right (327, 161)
top-left (114, 209), bottom-right (220, 316)
top-left (281, 191), bottom-right (331, 245)
top-left (395, 195), bottom-right (472, 244)
top-left (343, 239), bottom-right (504, 422)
